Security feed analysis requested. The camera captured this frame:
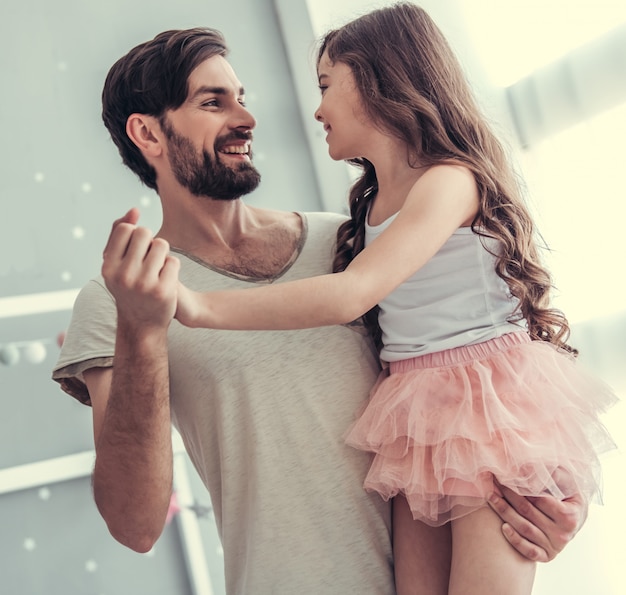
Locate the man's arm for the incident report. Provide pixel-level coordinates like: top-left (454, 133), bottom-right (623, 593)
top-left (488, 480), bottom-right (587, 562)
top-left (86, 209), bottom-right (181, 552)
top-left (85, 330), bottom-right (173, 552)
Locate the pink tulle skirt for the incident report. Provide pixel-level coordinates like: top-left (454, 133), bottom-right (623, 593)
top-left (345, 332), bottom-right (617, 526)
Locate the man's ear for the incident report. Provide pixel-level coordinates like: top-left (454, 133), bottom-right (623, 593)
top-left (126, 114), bottom-right (164, 158)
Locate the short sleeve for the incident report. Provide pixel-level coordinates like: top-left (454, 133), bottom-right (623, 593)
top-left (52, 277), bottom-right (117, 406)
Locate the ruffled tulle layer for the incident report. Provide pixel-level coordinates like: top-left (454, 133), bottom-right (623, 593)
top-left (345, 332), bottom-right (618, 526)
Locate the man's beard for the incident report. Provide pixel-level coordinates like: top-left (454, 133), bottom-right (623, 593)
top-left (161, 119), bottom-right (261, 200)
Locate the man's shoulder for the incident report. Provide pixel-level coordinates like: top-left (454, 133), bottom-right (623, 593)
top-left (301, 210), bottom-right (349, 223)
top-left (299, 211), bottom-right (348, 243)
top-left (300, 210), bottom-right (349, 237)
top-left (254, 207), bottom-right (348, 225)
top-left (74, 275), bottom-right (113, 306)
top-left (253, 207), bottom-right (349, 247)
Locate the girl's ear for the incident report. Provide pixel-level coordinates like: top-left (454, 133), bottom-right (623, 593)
top-left (126, 114), bottom-right (164, 158)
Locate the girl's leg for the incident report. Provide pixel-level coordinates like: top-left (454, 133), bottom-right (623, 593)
top-left (449, 506), bottom-right (536, 595)
top-left (393, 495), bottom-right (451, 595)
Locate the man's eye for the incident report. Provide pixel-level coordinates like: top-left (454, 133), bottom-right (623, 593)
top-left (238, 99), bottom-right (247, 107)
top-left (202, 99), bottom-right (219, 107)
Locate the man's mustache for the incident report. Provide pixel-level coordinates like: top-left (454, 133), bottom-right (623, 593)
top-left (216, 130), bottom-right (253, 146)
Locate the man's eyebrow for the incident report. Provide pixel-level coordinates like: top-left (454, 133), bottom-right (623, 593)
top-left (189, 85), bottom-right (246, 101)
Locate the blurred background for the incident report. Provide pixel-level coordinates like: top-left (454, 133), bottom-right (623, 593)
top-left (0, 0), bottom-right (624, 593)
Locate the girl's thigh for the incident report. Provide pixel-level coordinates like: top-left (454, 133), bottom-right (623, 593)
top-left (393, 495), bottom-right (452, 595)
top-left (449, 505), bottom-right (536, 595)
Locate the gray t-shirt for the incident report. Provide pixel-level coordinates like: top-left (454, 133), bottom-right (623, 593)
top-left (53, 212), bottom-right (394, 595)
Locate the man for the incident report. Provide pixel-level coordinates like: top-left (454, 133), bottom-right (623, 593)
top-left (53, 27), bottom-right (585, 595)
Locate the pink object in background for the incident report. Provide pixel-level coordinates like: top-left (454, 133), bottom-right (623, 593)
top-left (165, 492), bottom-right (181, 525)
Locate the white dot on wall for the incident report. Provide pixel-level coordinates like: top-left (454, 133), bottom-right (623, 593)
top-left (255, 152), bottom-right (266, 162)
top-left (247, 92), bottom-right (258, 102)
top-left (81, 182), bottom-right (92, 193)
top-left (23, 342), bottom-right (47, 364)
top-left (139, 195), bottom-right (152, 207)
top-left (0, 344), bottom-right (20, 366)
top-left (85, 559), bottom-right (98, 572)
top-left (34, 172), bottom-right (45, 183)
top-left (57, 61), bottom-right (68, 72)
top-left (61, 270), bottom-right (72, 282)
top-left (216, 544), bottom-right (224, 556)
top-left (72, 226), bottom-right (85, 239)
top-left (38, 487), bottom-right (51, 501)
top-left (23, 538), bottom-right (36, 551)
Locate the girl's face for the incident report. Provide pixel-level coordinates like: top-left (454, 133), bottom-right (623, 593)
top-left (315, 51), bottom-right (377, 161)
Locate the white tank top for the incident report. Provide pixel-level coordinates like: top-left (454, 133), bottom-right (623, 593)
top-left (365, 214), bottom-right (525, 362)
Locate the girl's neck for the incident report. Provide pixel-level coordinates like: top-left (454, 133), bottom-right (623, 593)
top-left (363, 135), bottom-right (430, 223)
top-left (368, 164), bottom-right (428, 225)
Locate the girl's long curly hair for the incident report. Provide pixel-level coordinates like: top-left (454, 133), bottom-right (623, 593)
top-left (322, 3), bottom-right (575, 354)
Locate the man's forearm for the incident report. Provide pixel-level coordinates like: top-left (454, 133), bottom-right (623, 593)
top-left (93, 326), bottom-right (173, 553)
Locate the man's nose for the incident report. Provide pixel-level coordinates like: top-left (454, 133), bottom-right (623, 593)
top-left (233, 102), bottom-right (256, 131)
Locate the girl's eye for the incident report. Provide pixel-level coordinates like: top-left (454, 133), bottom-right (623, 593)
top-left (318, 85), bottom-right (328, 95)
top-left (238, 99), bottom-right (247, 107)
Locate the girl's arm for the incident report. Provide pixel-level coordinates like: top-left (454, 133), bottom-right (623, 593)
top-left (177, 164), bottom-right (478, 330)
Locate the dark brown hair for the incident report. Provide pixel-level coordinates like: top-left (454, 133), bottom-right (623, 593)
top-left (102, 28), bottom-right (228, 190)
top-left (322, 3), bottom-right (574, 354)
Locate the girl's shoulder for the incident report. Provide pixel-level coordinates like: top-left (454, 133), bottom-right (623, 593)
top-left (411, 161), bottom-right (478, 203)
top-left (407, 162), bottom-right (478, 227)
top-left (420, 161), bottom-right (476, 188)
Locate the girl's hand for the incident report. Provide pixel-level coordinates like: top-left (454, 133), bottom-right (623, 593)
top-left (175, 283), bottom-right (201, 328)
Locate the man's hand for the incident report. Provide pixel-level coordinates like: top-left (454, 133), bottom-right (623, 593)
top-left (488, 478), bottom-right (588, 562)
top-left (102, 208), bottom-right (180, 330)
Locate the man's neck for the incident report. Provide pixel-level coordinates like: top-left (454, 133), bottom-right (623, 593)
top-left (156, 192), bottom-right (304, 278)
top-left (157, 195), bottom-right (251, 252)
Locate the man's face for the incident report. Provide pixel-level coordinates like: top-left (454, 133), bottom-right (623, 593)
top-left (162, 55), bottom-right (261, 200)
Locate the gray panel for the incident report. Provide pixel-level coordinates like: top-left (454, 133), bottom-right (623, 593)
top-left (0, 311), bottom-right (93, 468)
top-left (1, 477), bottom-right (192, 595)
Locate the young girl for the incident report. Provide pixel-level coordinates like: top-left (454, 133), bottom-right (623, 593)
top-left (173, 4), bottom-right (617, 593)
